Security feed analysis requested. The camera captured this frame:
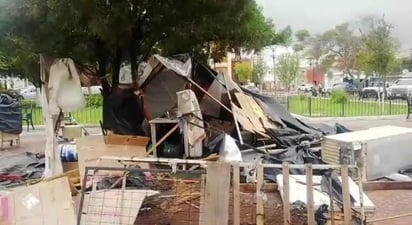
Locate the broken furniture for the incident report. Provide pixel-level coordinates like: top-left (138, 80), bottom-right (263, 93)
top-left (21, 104), bottom-right (35, 132)
top-left (0, 131), bottom-right (20, 149)
top-left (322, 125), bottom-right (412, 181)
top-left (149, 117), bottom-right (180, 158)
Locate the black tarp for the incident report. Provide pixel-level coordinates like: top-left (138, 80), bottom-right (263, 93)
top-left (242, 88), bottom-right (322, 135)
top-left (102, 88), bottom-right (145, 135)
top-left (0, 94), bottom-right (22, 134)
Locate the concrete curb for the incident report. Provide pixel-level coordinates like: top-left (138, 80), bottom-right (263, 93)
top-left (291, 113), bottom-right (408, 121)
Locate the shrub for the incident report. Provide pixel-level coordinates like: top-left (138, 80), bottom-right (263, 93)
top-left (86, 94), bottom-right (103, 108)
top-left (330, 90), bottom-right (349, 104)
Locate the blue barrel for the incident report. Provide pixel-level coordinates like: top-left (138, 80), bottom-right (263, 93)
top-left (59, 144), bottom-right (78, 162)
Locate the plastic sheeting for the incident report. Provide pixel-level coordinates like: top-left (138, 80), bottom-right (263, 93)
top-left (48, 58), bottom-right (86, 115)
top-left (0, 94), bottom-right (22, 134)
top-left (208, 134), bottom-right (242, 162)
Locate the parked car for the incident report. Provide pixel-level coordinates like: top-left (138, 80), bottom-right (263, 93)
top-left (387, 78), bottom-right (412, 99)
top-left (360, 82), bottom-right (388, 99)
top-left (19, 86), bottom-right (38, 100)
top-left (330, 83), bottom-right (357, 95)
top-left (297, 84), bottom-right (313, 92)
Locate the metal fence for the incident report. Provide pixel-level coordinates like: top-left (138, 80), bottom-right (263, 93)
top-left (31, 106), bottom-right (102, 125)
top-left (27, 94), bottom-right (409, 126)
top-left (280, 95), bottom-right (408, 117)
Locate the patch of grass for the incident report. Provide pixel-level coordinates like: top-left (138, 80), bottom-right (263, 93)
top-left (31, 107), bottom-right (103, 125)
top-left (287, 96), bottom-right (407, 117)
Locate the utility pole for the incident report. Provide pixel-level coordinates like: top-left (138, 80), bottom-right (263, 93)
top-left (271, 47), bottom-right (276, 95)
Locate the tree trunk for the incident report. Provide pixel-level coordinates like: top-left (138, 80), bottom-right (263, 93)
top-left (95, 39), bottom-right (110, 92)
top-left (40, 54), bottom-right (63, 178)
top-left (112, 47), bottom-right (123, 88)
top-left (130, 29), bottom-right (138, 84)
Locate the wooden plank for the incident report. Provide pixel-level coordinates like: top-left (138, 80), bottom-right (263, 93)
top-left (341, 165), bottom-right (352, 225)
top-left (231, 103), bottom-right (255, 132)
top-left (232, 164), bottom-right (240, 225)
top-left (234, 93), bottom-right (266, 132)
top-left (199, 174), bottom-right (206, 225)
top-left (282, 162), bottom-right (291, 225)
top-left (306, 164), bottom-right (315, 225)
top-left (363, 181), bottom-right (412, 191)
top-left (202, 162), bottom-right (231, 225)
top-left (240, 183), bottom-right (278, 193)
top-left (256, 163), bottom-right (264, 225)
top-left (104, 133), bottom-right (149, 146)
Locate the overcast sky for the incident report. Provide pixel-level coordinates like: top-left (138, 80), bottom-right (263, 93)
top-left (257, 0), bottom-right (412, 52)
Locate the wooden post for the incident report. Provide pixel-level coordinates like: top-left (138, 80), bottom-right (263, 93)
top-left (199, 174), bottom-right (206, 225)
top-left (341, 165), bottom-right (352, 225)
top-left (256, 163), bottom-right (264, 225)
top-left (305, 164), bottom-right (315, 225)
top-left (282, 162), bottom-right (290, 225)
top-left (202, 162), bottom-right (231, 225)
top-left (232, 164), bottom-right (240, 225)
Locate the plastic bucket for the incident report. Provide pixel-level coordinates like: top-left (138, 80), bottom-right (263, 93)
top-left (59, 144), bottom-right (78, 162)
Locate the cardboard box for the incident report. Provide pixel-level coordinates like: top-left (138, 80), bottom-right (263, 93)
top-left (62, 162), bottom-right (79, 173)
top-left (77, 135), bottom-right (149, 183)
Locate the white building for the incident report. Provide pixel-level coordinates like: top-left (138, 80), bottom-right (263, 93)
top-left (258, 45), bottom-right (309, 89)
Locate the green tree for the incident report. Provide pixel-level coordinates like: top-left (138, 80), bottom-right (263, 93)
top-left (0, 0), bottom-right (287, 88)
top-left (252, 53), bottom-right (266, 84)
top-left (358, 15), bottom-right (399, 110)
top-left (277, 53), bottom-right (301, 93)
top-left (322, 23), bottom-right (362, 78)
top-left (234, 62), bottom-right (252, 84)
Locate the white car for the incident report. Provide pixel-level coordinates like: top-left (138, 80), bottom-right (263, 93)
top-left (20, 86), bottom-right (38, 100)
top-left (297, 84), bottom-right (313, 92)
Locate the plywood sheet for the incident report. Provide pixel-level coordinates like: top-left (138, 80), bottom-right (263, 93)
top-left (0, 177), bottom-right (76, 225)
top-left (200, 162), bottom-right (231, 225)
top-left (231, 104), bottom-right (255, 133)
top-left (81, 189), bottom-right (158, 225)
top-left (276, 175), bottom-right (376, 212)
top-left (77, 135), bottom-right (147, 181)
top-left (235, 93), bottom-right (275, 130)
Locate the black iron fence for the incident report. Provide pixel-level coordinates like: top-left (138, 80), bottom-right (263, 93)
top-left (278, 95), bottom-right (408, 117)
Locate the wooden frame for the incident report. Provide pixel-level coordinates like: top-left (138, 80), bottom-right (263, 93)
top-left (98, 156), bottom-right (364, 225)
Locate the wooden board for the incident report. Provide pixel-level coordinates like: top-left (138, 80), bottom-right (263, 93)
top-left (104, 133), bottom-right (149, 146)
top-left (231, 104), bottom-right (255, 133)
top-left (200, 162), bottom-right (231, 225)
top-left (81, 189), bottom-right (158, 225)
top-left (0, 177), bottom-right (76, 225)
top-left (363, 181), bottom-right (412, 191)
top-left (77, 135), bottom-right (148, 182)
top-left (276, 174), bottom-right (376, 212)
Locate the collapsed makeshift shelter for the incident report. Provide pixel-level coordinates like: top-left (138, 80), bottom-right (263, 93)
top-left (100, 55), bottom-right (348, 174)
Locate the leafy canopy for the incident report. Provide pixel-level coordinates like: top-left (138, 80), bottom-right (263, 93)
top-left (0, 0), bottom-right (287, 87)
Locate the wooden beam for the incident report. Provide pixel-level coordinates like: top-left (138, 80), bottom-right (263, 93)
top-left (232, 164), bottom-right (240, 225)
top-left (282, 162), bottom-right (290, 225)
top-left (341, 165), bottom-right (352, 225)
top-left (188, 77), bottom-right (232, 114)
top-left (363, 181), bottom-right (412, 191)
top-left (306, 164), bottom-right (315, 225)
top-left (239, 183), bottom-right (278, 193)
top-left (256, 163), bottom-right (264, 225)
